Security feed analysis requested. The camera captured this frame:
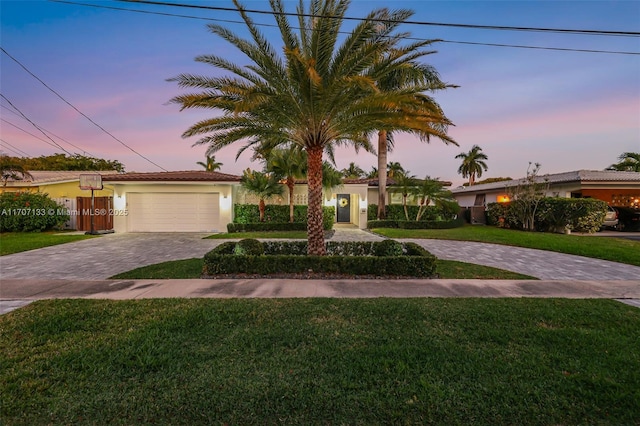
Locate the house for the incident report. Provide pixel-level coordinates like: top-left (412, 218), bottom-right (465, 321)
top-left (2, 170), bottom-right (118, 230)
top-left (451, 170), bottom-right (640, 209)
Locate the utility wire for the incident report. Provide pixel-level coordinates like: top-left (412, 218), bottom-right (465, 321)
top-left (0, 138), bottom-right (31, 157)
top-left (1, 48), bottom-right (169, 171)
top-left (0, 94), bottom-right (72, 155)
top-left (48, 0), bottom-right (640, 55)
top-left (1, 104), bottom-right (94, 155)
top-left (1, 118), bottom-right (70, 152)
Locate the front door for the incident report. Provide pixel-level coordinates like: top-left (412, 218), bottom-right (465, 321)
top-left (336, 194), bottom-right (351, 223)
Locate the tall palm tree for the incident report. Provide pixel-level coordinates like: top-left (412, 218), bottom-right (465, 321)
top-left (386, 161), bottom-right (406, 178)
top-left (607, 152), bottom-right (640, 172)
top-left (169, 0), bottom-right (454, 255)
top-left (413, 176), bottom-right (456, 221)
top-left (266, 147), bottom-right (307, 222)
top-left (456, 145), bottom-right (489, 186)
top-left (196, 154), bottom-right (223, 172)
top-left (374, 55), bottom-right (458, 220)
top-left (341, 162), bottom-right (365, 178)
top-left (240, 169), bottom-right (284, 222)
top-left (389, 172), bottom-right (417, 220)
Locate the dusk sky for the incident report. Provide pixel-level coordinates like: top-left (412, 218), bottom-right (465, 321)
top-left (1, 0), bottom-right (638, 186)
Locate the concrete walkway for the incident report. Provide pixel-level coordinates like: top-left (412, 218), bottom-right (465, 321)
top-left (1, 229), bottom-right (639, 314)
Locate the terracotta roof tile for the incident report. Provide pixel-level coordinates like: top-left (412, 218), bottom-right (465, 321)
top-left (101, 170), bottom-right (242, 182)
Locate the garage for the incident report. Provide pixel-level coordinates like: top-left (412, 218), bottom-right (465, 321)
top-left (127, 192), bottom-right (220, 232)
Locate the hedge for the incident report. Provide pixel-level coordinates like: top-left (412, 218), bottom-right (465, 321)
top-left (0, 192), bottom-right (70, 232)
top-left (231, 204), bottom-right (335, 231)
top-left (486, 198), bottom-right (608, 233)
top-left (367, 217), bottom-right (464, 229)
top-left (367, 204), bottom-right (458, 221)
top-left (204, 240), bottom-right (437, 277)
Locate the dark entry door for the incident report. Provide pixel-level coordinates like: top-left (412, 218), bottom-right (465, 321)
top-left (336, 194), bottom-right (350, 223)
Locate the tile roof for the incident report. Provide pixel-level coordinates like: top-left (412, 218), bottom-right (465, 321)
top-left (451, 170), bottom-right (640, 193)
top-left (101, 170), bottom-right (242, 182)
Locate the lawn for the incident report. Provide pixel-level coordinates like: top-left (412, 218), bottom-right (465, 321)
top-left (0, 232), bottom-right (96, 256)
top-left (373, 225), bottom-right (640, 266)
top-left (1, 298), bottom-right (638, 425)
top-left (109, 257), bottom-right (536, 280)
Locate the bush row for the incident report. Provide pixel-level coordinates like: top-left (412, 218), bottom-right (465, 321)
top-left (486, 198), bottom-right (608, 233)
top-left (204, 239), bottom-right (437, 277)
top-left (227, 222), bottom-right (308, 232)
top-left (0, 192), bottom-right (70, 232)
top-left (367, 217), bottom-right (464, 229)
top-left (367, 204), bottom-right (458, 221)
top-left (232, 204), bottom-right (335, 231)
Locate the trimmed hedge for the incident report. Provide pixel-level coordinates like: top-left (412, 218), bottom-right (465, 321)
top-left (204, 239), bottom-right (437, 277)
top-left (486, 198), bottom-right (608, 233)
top-left (367, 217), bottom-right (464, 229)
top-left (231, 204), bottom-right (335, 232)
top-left (368, 204), bottom-right (458, 221)
top-left (0, 192), bottom-right (70, 232)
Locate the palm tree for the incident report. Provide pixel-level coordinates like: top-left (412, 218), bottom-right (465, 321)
top-left (366, 167), bottom-right (378, 179)
top-left (266, 147), bottom-right (307, 222)
top-left (607, 152), bottom-right (640, 172)
top-left (456, 145), bottom-right (489, 186)
top-left (386, 161), bottom-right (406, 178)
top-left (374, 55), bottom-right (458, 220)
top-left (389, 172), bottom-right (417, 220)
top-left (413, 176), bottom-right (456, 221)
top-left (169, 0), bottom-right (454, 255)
top-left (240, 169), bottom-right (284, 222)
top-left (341, 162), bottom-right (365, 178)
top-left (196, 154), bottom-right (223, 172)
top-left (1, 157), bottom-right (33, 189)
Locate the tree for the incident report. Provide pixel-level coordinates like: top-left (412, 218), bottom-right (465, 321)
top-left (266, 147), bottom-right (307, 222)
top-left (455, 145), bottom-right (488, 186)
top-left (366, 167), bottom-right (378, 178)
top-left (388, 172), bottom-right (417, 220)
top-left (197, 155), bottom-right (223, 172)
top-left (374, 54), bottom-right (458, 220)
top-left (2, 153), bottom-right (124, 172)
top-left (240, 169), bottom-right (284, 222)
top-left (1, 157), bottom-right (33, 188)
top-left (606, 152), bottom-right (640, 172)
top-left (169, 0), bottom-right (454, 255)
top-left (412, 176), bottom-right (457, 221)
top-left (341, 162), bottom-right (365, 178)
top-left (386, 161), bottom-right (406, 178)
top-left (508, 162), bottom-right (549, 231)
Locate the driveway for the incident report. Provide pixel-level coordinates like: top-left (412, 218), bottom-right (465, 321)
top-left (1, 232), bottom-right (639, 281)
top-left (0, 233), bottom-right (222, 280)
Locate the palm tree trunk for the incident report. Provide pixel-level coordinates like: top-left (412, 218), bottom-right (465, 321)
top-left (377, 130), bottom-right (387, 220)
top-left (287, 178), bottom-right (295, 223)
top-left (306, 146), bottom-right (326, 255)
top-left (259, 199), bottom-right (266, 222)
top-left (403, 194), bottom-right (409, 220)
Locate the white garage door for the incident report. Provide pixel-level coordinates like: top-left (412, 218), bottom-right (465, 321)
top-left (127, 193), bottom-right (220, 232)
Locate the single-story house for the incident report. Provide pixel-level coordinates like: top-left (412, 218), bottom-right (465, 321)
top-left (451, 170), bottom-right (640, 209)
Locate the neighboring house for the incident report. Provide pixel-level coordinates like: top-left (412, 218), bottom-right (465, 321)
top-left (2, 170), bottom-right (118, 230)
top-left (451, 170), bottom-right (640, 209)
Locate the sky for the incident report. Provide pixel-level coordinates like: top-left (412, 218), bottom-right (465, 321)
top-left (1, 0), bottom-right (639, 187)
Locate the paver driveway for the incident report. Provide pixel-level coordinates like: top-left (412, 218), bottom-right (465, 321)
top-left (0, 233), bottom-right (222, 280)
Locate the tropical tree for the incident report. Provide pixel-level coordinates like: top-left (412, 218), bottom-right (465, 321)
top-left (366, 166), bottom-right (378, 178)
top-left (374, 55), bottom-right (458, 220)
top-left (341, 162), bottom-right (365, 178)
top-left (388, 172), bottom-right (417, 220)
top-left (1, 157), bottom-right (33, 188)
top-left (240, 169), bottom-right (284, 222)
top-left (606, 152), bottom-right (640, 172)
top-left (386, 161), bottom-right (406, 178)
top-left (266, 147), bottom-right (307, 222)
top-left (456, 145), bottom-right (489, 186)
top-left (169, 0), bottom-right (454, 255)
top-left (413, 176), bottom-right (457, 221)
top-left (197, 154), bottom-right (223, 172)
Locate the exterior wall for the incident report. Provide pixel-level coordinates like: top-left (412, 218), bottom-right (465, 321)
top-left (581, 189), bottom-right (640, 208)
top-left (2, 181), bottom-right (113, 198)
top-left (107, 183), bottom-right (234, 233)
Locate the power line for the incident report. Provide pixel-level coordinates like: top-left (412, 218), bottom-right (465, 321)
top-left (0, 93), bottom-right (72, 155)
top-left (1, 104), bottom-right (95, 155)
top-left (1, 48), bottom-right (169, 171)
top-left (0, 139), bottom-right (31, 157)
top-left (1, 118), bottom-right (69, 152)
top-left (48, 0), bottom-right (640, 55)
top-left (114, 0), bottom-right (640, 37)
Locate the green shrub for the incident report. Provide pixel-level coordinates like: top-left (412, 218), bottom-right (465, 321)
top-left (203, 241), bottom-right (437, 277)
top-left (368, 204), bottom-right (457, 221)
top-left (0, 192), bottom-right (70, 232)
top-left (234, 239), bottom-right (264, 256)
top-left (227, 222), bottom-right (307, 232)
top-left (373, 239), bottom-right (404, 256)
top-left (232, 204), bottom-right (335, 230)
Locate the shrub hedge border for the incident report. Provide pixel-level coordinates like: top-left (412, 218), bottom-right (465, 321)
top-left (367, 217), bottom-right (464, 229)
top-left (203, 240), bottom-right (437, 278)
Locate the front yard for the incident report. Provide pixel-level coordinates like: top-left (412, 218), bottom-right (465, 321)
top-left (0, 232), bottom-right (96, 256)
top-left (1, 298), bottom-right (638, 425)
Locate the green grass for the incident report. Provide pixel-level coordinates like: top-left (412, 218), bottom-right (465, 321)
top-left (373, 225), bottom-right (640, 266)
top-left (110, 258), bottom-right (535, 280)
top-left (0, 232), bottom-right (96, 256)
top-left (1, 298), bottom-right (638, 425)
top-left (206, 231), bottom-right (307, 239)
